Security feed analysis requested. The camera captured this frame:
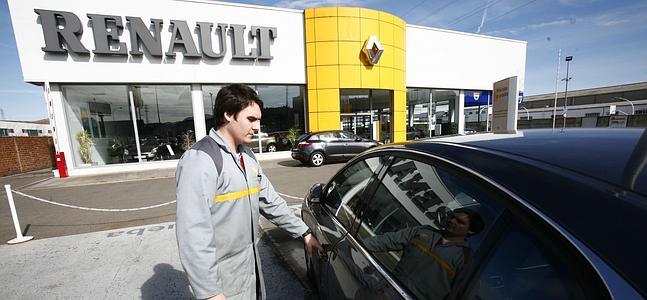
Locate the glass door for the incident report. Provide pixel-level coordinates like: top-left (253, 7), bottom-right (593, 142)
top-left (340, 89), bottom-right (393, 143)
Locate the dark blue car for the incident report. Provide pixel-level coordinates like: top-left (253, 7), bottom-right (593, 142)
top-left (301, 128), bottom-right (647, 299)
top-left (291, 130), bottom-right (379, 167)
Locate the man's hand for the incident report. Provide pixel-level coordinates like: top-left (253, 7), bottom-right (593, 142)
top-left (303, 233), bottom-right (324, 257)
top-left (207, 293), bottom-right (226, 300)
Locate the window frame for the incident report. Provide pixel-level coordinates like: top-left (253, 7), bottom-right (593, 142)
top-left (320, 153), bottom-right (392, 231)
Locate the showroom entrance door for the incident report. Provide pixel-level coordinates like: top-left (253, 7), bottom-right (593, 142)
top-left (339, 89), bottom-right (392, 143)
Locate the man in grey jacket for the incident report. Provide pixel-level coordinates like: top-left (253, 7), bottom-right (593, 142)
top-left (176, 84), bottom-right (323, 300)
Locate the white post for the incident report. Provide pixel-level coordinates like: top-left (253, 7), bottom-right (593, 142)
top-left (191, 84), bottom-right (206, 141)
top-left (4, 185), bottom-right (33, 244)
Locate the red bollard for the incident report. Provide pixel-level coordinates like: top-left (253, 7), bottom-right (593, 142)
top-left (55, 152), bottom-right (68, 178)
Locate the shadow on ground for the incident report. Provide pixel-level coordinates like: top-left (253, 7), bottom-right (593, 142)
top-left (141, 263), bottom-right (193, 300)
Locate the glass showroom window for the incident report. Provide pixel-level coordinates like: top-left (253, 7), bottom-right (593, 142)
top-left (463, 90), bottom-right (492, 133)
top-left (203, 85), bottom-right (223, 133)
top-left (62, 85), bottom-right (134, 167)
top-left (256, 85), bottom-right (306, 152)
top-left (62, 85), bottom-right (194, 167)
top-left (406, 88), bottom-right (432, 140)
top-left (203, 84), bottom-right (306, 153)
top-left (130, 85), bottom-right (194, 162)
top-left (432, 89), bottom-right (459, 136)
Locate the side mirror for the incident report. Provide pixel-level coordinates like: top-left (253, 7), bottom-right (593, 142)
top-left (307, 183), bottom-right (323, 204)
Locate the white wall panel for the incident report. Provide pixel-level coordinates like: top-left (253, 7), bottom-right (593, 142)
top-left (406, 25), bottom-right (527, 92)
top-left (8, 0), bottom-right (306, 84)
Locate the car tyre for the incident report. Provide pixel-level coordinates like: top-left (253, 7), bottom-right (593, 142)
top-left (309, 151), bottom-right (325, 167)
top-left (266, 143), bottom-right (277, 152)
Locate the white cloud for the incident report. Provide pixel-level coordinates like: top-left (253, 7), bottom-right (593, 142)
top-left (558, 0), bottom-right (600, 6)
top-left (273, 0), bottom-right (364, 9)
top-left (528, 19), bottom-right (571, 30)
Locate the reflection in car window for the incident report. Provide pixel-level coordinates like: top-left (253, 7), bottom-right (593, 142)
top-left (339, 131), bottom-right (356, 140)
top-left (356, 157), bottom-right (503, 300)
top-left (318, 132), bottom-right (337, 141)
top-left (324, 156), bottom-right (383, 229)
top-left (475, 226), bottom-right (586, 300)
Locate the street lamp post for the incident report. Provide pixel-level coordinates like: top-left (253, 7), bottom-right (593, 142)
top-left (552, 48), bottom-right (561, 131)
top-left (612, 97), bottom-right (635, 115)
top-left (562, 56), bottom-right (573, 129)
top-left (520, 106), bottom-right (530, 121)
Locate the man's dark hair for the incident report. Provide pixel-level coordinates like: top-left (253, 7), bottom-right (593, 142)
top-left (213, 84), bottom-right (264, 129)
top-left (453, 207), bottom-right (485, 236)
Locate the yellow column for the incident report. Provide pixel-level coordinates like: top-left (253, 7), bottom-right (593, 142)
top-left (304, 7), bottom-right (406, 142)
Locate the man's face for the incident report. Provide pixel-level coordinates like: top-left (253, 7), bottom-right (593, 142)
top-left (224, 102), bottom-right (261, 145)
top-left (446, 212), bottom-right (471, 238)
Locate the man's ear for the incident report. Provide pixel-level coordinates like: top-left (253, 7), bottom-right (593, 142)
top-left (223, 112), bottom-right (235, 123)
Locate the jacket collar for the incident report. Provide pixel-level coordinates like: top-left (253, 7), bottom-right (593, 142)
top-left (209, 128), bottom-right (245, 155)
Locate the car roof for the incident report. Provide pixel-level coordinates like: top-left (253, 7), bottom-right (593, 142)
top-left (434, 128), bottom-right (647, 193)
top-left (371, 128), bottom-right (647, 296)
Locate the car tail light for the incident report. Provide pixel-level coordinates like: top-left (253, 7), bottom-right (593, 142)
top-left (298, 141), bottom-right (312, 148)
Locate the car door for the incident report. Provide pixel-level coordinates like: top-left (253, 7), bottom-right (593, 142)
top-left (319, 131), bottom-right (345, 160)
top-left (310, 154), bottom-right (399, 299)
top-left (339, 131), bottom-right (365, 158)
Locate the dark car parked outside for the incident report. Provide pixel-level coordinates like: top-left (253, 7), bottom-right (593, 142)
top-left (291, 130), bottom-right (379, 167)
top-left (301, 128), bottom-right (647, 299)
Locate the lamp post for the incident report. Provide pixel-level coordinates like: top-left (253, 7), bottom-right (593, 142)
top-left (612, 96), bottom-right (635, 115)
top-left (562, 56), bottom-right (573, 129)
top-left (520, 106), bottom-right (530, 121)
top-left (552, 48), bottom-right (561, 130)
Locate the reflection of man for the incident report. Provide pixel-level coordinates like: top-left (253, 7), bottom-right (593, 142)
top-left (175, 84), bottom-right (322, 300)
top-left (362, 208), bottom-right (484, 299)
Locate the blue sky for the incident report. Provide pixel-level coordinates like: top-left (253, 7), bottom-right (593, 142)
top-left (1, 0), bottom-right (646, 121)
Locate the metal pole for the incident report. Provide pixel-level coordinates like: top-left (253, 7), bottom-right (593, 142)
top-left (486, 96), bottom-right (490, 132)
top-left (552, 48), bottom-right (561, 131)
top-left (4, 184), bottom-right (34, 244)
top-left (563, 56), bottom-right (572, 130)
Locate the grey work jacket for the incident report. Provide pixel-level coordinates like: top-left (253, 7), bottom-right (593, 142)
top-left (176, 129), bottom-right (309, 299)
top-left (362, 226), bottom-right (470, 299)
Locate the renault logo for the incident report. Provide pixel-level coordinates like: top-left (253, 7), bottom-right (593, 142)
top-left (362, 35), bottom-right (383, 65)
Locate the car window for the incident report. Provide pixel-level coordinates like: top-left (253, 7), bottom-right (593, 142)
top-left (474, 226), bottom-right (588, 300)
top-left (355, 156), bottom-right (504, 300)
top-left (318, 131), bottom-right (337, 141)
top-left (324, 156), bottom-right (384, 229)
top-left (339, 131), bottom-right (356, 140)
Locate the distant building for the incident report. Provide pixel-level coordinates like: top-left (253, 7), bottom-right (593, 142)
top-left (464, 82), bottom-right (647, 129)
top-left (0, 120), bottom-right (52, 137)
top-left (520, 81), bottom-right (647, 119)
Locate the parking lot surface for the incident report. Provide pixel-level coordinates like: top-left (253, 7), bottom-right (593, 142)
top-left (0, 158), bottom-right (344, 299)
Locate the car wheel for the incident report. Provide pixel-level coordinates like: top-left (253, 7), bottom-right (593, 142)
top-left (309, 151), bottom-right (325, 167)
top-left (266, 143), bottom-right (277, 152)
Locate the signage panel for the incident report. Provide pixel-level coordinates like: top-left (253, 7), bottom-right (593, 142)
top-left (464, 90), bottom-right (492, 107)
top-left (492, 76), bottom-right (518, 134)
top-left (7, 0), bottom-right (306, 84)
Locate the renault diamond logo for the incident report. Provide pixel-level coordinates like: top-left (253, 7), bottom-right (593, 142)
top-left (363, 35), bottom-right (383, 65)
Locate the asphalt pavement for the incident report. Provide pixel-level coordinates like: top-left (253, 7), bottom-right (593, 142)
top-left (0, 157), bottom-right (344, 299)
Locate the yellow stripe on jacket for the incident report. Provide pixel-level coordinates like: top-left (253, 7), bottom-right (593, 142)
top-left (215, 186), bottom-right (260, 202)
top-left (409, 239), bottom-right (456, 277)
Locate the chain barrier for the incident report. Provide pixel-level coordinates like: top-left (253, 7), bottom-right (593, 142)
top-left (277, 192), bottom-right (302, 200)
top-left (11, 189), bottom-right (176, 212)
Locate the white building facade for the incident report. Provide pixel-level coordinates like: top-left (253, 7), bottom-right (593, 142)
top-left (8, 0), bottom-right (526, 176)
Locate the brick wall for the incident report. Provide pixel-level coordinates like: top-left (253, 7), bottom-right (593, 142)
top-left (0, 137), bottom-right (55, 177)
